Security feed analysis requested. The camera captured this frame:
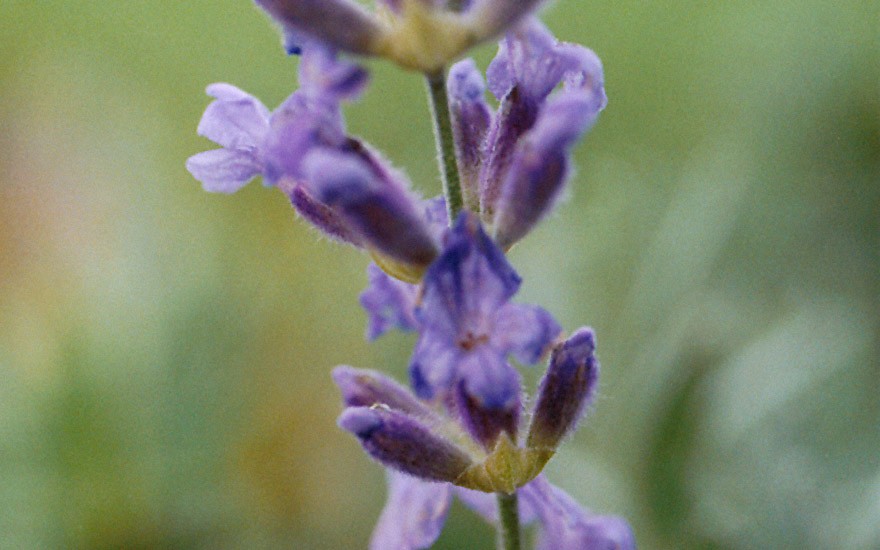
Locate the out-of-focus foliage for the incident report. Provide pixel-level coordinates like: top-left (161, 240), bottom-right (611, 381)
top-left (1, 1), bottom-right (877, 548)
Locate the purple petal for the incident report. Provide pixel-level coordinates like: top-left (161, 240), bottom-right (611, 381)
top-left (338, 406), bottom-right (474, 482)
top-left (418, 213), bottom-right (521, 335)
top-left (332, 366), bottom-right (434, 418)
top-left (360, 263), bottom-right (419, 340)
top-left (523, 477), bottom-right (636, 550)
top-left (263, 102), bottom-right (346, 184)
top-left (527, 328), bottom-right (599, 450)
top-left (492, 303), bottom-right (561, 365)
top-left (453, 349), bottom-right (521, 448)
top-left (448, 59), bottom-right (492, 211)
top-left (410, 335), bottom-right (460, 400)
top-left (370, 472), bottom-right (452, 550)
top-left (185, 148), bottom-right (262, 193)
top-left (197, 84), bottom-right (270, 149)
top-left (255, 0), bottom-right (384, 56)
top-left (303, 150), bottom-right (439, 267)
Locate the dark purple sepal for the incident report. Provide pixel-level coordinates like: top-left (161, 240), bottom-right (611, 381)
top-left (279, 177), bottom-right (363, 245)
top-left (527, 328), bottom-right (599, 451)
top-left (255, 0), bottom-right (384, 56)
top-left (304, 150), bottom-right (439, 268)
top-left (332, 366), bottom-right (434, 419)
top-left (448, 59), bottom-right (492, 212)
top-left (338, 406), bottom-right (474, 483)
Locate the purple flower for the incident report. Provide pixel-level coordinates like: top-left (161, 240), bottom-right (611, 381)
top-left (370, 471), bottom-right (634, 550)
top-left (185, 83), bottom-right (271, 193)
top-left (360, 263), bottom-right (420, 340)
top-left (409, 213), bottom-right (561, 406)
top-left (474, 19), bottom-right (606, 246)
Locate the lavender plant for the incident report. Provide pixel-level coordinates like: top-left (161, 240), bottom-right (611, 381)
top-left (187, 1), bottom-right (634, 548)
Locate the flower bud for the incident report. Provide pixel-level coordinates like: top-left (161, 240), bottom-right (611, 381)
top-left (255, 0), bottom-right (385, 56)
top-left (338, 406), bottom-right (474, 483)
top-left (333, 366), bottom-right (433, 418)
top-left (526, 328), bottom-right (599, 451)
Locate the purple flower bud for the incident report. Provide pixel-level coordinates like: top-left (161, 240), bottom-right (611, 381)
top-left (448, 59), bottom-right (492, 212)
top-left (255, 0), bottom-right (385, 56)
top-left (527, 328), bottom-right (599, 451)
top-left (303, 149), bottom-right (439, 268)
top-left (333, 366), bottom-right (434, 418)
top-left (492, 92), bottom-right (600, 249)
top-left (338, 406), bottom-right (474, 483)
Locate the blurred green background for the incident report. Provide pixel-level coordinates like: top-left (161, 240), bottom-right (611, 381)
top-left (1, 1), bottom-right (878, 548)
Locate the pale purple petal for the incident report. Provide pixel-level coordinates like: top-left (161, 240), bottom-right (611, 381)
top-left (370, 472), bottom-right (452, 550)
top-left (197, 85), bottom-right (270, 149)
top-left (410, 335), bottom-right (460, 400)
top-left (185, 148), bottom-right (262, 193)
top-left (360, 263), bottom-right (419, 340)
top-left (492, 303), bottom-right (561, 365)
top-left (523, 477), bottom-right (636, 550)
top-left (298, 43), bottom-right (369, 101)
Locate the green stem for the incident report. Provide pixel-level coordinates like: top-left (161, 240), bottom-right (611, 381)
top-left (425, 70), bottom-right (463, 225)
top-left (497, 491), bottom-right (521, 550)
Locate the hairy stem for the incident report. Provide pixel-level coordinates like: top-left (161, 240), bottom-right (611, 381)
top-left (497, 491), bottom-right (521, 550)
top-left (425, 70), bottom-right (463, 224)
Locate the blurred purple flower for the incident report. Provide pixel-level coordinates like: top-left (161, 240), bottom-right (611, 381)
top-left (371, 471), bottom-right (634, 550)
top-left (409, 212), bottom-right (561, 404)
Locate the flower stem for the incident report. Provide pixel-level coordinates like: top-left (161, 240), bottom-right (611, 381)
top-left (497, 491), bottom-right (521, 550)
top-left (425, 69), bottom-right (463, 225)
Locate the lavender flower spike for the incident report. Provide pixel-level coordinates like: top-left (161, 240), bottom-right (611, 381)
top-left (338, 406), bottom-right (475, 482)
top-left (527, 327), bottom-right (599, 452)
top-left (255, 0), bottom-right (386, 56)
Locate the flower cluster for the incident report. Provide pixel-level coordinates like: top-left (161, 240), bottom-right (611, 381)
top-left (187, 1), bottom-right (632, 548)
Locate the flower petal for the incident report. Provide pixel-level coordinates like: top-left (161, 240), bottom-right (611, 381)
top-left (492, 303), bottom-right (561, 365)
top-left (370, 472), bottom-right (452, 550)
top-left (360, 263), bottom-right (420, 340)
top-left (185, 148), bottom-right (262, 193)
top-left (197, 84), bottom-right (270, 149)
